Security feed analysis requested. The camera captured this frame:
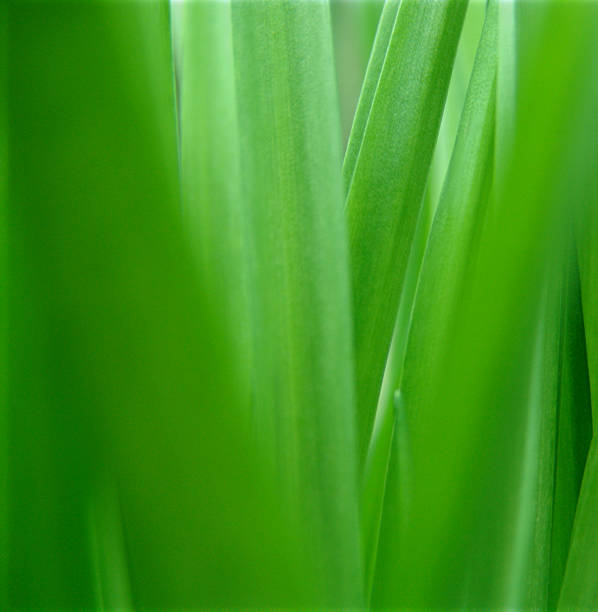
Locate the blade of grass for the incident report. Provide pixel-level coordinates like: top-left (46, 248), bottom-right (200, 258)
top-left (361, 6), bottom-right (486, 587)
top-left (370, 1), bottom-right (497, 605)
top-left (395, 0), bottom-right (496, 437)
top-left (341, 0), bottom-right (399, 191)
top-left (360, 196), bottom-right (429, 603)
top-left (330, 0), bottom-right (384, 148)
top-left (178, 0), bottom-right (252, 419)
top-left (361, 4), bottom-right (486, 590)
top-left (344, 0), bottom-right (469, 465)
top-left (426, 0), bottom-right (487, 211)
top-left (230, 0), bottom-right (362, 604)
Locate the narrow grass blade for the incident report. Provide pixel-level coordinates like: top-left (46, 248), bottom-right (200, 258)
top-left (231, 0), bottom-right (362, 604)
top-left (370, 2), bottom-right (497, 605)
top-left (178, 0), bottom-right (252, 418)
top-left (399, 0), bottom-right (496, 434)
top-left (427, 0), bottom-right (487, 210)
top-left (331, 0), bottom-right (384, 147)
top-left (360, 198), bottom-right (429, 603)
top-left (342, 0), bottom-right (400, 191)
top-left (360, 5), bottom-right (486, 589)
top-left (344, 0), bottom-right (469, 464)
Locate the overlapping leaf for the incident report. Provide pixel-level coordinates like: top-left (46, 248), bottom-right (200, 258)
top-left (344, 0), bottom-right (469, 465)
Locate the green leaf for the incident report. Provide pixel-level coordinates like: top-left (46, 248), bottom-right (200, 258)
top-left (178, 0), bottom-right (252, 417)
top-left (230, 0), bottom-right (362, 604)
top-left (426, 0), bottom-right (487, 211)
top-left (342, 0), bottom-right (400, 192)
top-left (399, 0), bottom-right (496, 436)
top-left (370, 1), bottom-right (497, 605)
top-left (344, 0), bottom-right (469, 465)
top-left (360, 7), bottom-right (487, 593)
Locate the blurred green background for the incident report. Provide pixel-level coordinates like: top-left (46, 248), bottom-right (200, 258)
top-left (5, 1), bottom-right (598, 610)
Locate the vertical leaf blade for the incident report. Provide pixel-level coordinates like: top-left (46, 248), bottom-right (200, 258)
top-left (231, 0), bottom-right (362, 604)
top-left (345, 0), bottom-right (469, 464)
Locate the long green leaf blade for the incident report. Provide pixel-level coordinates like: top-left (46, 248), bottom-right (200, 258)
top-left (345, 0), bottom-right (469, 464)
top-left (342, 0), bottom-right (400, 192)
top-left (371, 2), bottom-right (497, 606)
top-left (230, 0), bottom-right (362, 604)
top-left (178, 0), bottom-right (252, 417)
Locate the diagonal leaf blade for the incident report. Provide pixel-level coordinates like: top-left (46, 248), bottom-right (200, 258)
top-left (344, 0), bottom-right (469, 465)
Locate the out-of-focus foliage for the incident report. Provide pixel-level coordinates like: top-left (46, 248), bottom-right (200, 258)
top-left (8, 2), bottom-right (309, 608)
top-left (5, 0), bottom-right (598, 610)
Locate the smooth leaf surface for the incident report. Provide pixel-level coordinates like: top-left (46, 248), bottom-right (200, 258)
top-left (342, 0), bottom-right (399, 192)
top-left (360, 6), bottom-right (486, 591)
top-left (344, 0), bottom-right (469, 465)
top-left (230, 0), bottom-right (362, 604)
top-left (178, 0), bottom-right (252, 418)
top-left (371, 1), bottom-right (497, 605)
